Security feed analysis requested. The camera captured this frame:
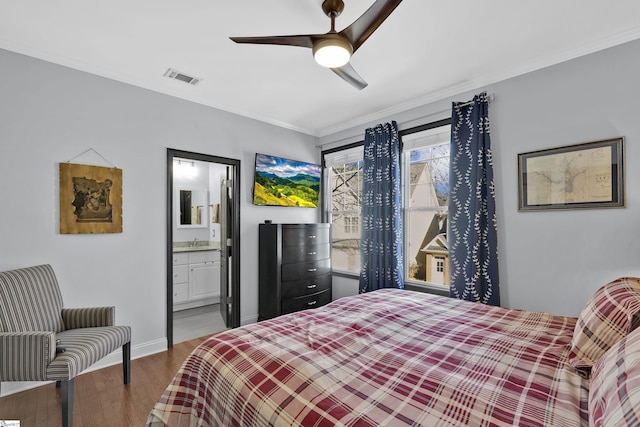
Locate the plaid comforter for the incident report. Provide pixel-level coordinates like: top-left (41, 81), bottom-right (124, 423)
top-left (147, 289), bottom-right (588, 426)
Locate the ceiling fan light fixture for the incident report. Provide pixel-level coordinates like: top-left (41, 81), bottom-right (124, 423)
top-left (313, 37), bottom-right (352, 68)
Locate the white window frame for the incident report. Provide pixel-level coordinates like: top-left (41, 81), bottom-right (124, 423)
top-left (323, 145), bottom-right (364, 275)
top-left (401, 123), bottom-right (451, 290)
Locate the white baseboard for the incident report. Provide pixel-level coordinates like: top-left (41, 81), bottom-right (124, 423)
top-left (0, 337), bottom-right (168, 398)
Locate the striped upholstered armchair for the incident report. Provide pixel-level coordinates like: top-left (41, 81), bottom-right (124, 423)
top-left (0, 264), bottom-right (131, 427)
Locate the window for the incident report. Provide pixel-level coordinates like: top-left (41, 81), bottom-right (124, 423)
top-left (322, 120), bottom-right (451, 288)
top-left (344, 215), bottom-right (359, 234)
top-left (403, 124), bottom-right (451, 287)
top-left (324, 145), bottom-right (364, 273)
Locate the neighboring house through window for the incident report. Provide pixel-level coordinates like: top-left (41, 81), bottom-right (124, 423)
top-left (344, 216), bottom-right (359, 234)
top-left (322, 119), bottom-right (451, 289)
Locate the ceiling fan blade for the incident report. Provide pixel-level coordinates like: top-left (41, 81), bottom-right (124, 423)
top-left (331, 63), bottom-right (368, 90)
top-left (340, 0), bottom-right (402, 53)
top-left (229, 35), bottom-right (315, 49)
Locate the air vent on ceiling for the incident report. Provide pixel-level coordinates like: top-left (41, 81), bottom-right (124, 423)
top-left (163, 68), bottom-right (202, 86)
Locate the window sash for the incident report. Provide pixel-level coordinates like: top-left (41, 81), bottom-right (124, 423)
top-left (324, 146), bottom-right (364, 168)
top-left (403, 130), bottom-right (450, 288)
top-left (327, 157), bottom-right (363, 273)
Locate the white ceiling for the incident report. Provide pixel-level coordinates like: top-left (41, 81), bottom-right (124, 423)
top-left (2, 1), bottom-right (640, 137)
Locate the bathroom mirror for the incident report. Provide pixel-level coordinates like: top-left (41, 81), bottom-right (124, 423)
top-left (176, 187), bottom-right (207, 228)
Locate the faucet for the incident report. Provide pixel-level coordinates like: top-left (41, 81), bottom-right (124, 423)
top-left (191, 237), bottom-right (198, 247)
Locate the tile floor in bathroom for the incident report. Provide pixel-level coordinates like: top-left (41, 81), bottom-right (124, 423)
top-left (173, 304), bottom-right (227, 343)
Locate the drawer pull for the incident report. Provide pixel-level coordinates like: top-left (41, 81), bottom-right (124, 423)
top-left (307, 300), bottom-right (317, 306)
top-left (308, 235), bottom-right (317, 239)
top-left (307, 268), bottom-right (317, 272)
top-left (307, 284), bottom-right (317, 289)
top-left (308, 251), bottom-right (317, 255)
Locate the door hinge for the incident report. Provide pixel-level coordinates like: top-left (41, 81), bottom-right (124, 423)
top-left (226, 238), bottom-right (232, 248)
top-left (226, 296), bottom-right (233, 304)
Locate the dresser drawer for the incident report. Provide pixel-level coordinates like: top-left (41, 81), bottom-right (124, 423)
top-left (282, 225), bottom-right (330, 246)
top-left (281, 258), bottom-right (331, 282)
top-left (282, 243), bottom-right (330, 264)
top-left (281, 274), bottom-right (331, 300)
top-left (281, 289), bottom-right (331, 315)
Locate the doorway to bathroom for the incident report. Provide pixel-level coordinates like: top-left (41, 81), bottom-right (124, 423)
top-left (166, 148), bottom-right (240, 348)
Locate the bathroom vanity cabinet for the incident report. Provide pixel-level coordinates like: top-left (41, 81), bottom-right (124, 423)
top-left (172, 249), bottom-right (220, 311)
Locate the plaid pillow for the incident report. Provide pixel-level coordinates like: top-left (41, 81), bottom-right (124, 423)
top-left (589, 326), bottom-right (640, 427)
top-left (568, 277), bottom-right (640, 370)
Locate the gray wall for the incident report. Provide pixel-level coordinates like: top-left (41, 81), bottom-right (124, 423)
top-left (0, 48), bottom-right (320, 395)
top-left (321, 38), bottom-right (640, 317)
top-left (2, 37), bottom-right (640, 394)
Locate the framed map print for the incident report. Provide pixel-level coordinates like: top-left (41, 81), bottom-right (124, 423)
top-left (59, 163), bottom-right (123, 233)
top-left (518, 137), bottom-right (624, 211)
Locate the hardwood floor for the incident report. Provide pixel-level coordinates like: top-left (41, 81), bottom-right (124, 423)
top-left (0, 337), bottom-right (207, 427)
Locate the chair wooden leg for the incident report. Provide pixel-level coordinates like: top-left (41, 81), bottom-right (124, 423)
top-left (123, 341), bottom-right (131, 384)
top-left (61, 379), bottom-right (74, 427)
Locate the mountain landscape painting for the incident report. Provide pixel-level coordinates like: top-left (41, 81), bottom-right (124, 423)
top-left (253, 153), bottom-right (321, 207)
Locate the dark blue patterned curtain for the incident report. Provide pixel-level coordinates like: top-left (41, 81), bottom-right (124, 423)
top-left (449, 92), bottom-right (500, 305)
top-left (359, 121), bottom-right (404, 293)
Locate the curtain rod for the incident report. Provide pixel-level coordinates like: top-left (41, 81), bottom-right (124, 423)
top-left (423, 92), bottom-right (495, 118)
top-left (454, 93), bottom-right (495, 108)
top-left (318, 93), bottom-right (495, 150)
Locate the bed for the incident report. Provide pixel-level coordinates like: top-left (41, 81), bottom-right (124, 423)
top-left (147, 278), bottom-right (640, 427)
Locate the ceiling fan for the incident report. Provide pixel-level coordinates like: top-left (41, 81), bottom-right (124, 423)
top-left (230, 0), bottom-right (403, 90)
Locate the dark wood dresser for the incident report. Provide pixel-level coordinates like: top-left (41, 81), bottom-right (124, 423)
top-left (258, 223), bottom-right (332, 321)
